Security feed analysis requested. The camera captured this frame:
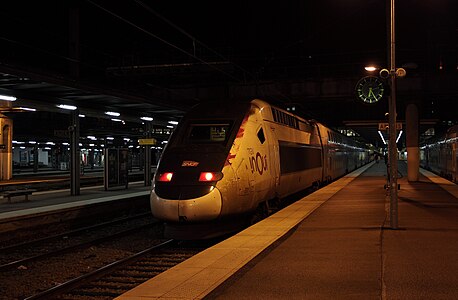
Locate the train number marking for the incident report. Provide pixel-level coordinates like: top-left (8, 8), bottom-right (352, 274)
top-left (249, 152), bottom-right (268, 175)
top-left (182, 160), bottom-right (199, 167)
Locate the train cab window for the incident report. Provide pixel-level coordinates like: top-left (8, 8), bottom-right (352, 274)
top-left (187, 121), bottom-right (232, 144)
top-left (257, 127), bottom-right (266, 144)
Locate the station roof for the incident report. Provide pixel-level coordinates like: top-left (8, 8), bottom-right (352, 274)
top-left (0, 1), bottom-right (456, 146)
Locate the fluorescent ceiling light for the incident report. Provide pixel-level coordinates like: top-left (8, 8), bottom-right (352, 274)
top-left (378, 130), bottom-right (387, 145)
top-left (78, 114), bottom-right (85, 118)
top-left (140, 117), bottom-right (154, 121)
top-left (111, 118), bottom-right (122, 122)
top-left (168, 121), bottom-right (178, 125)
top-left (105, 111), bottom-right (120, 117)
top-left (106, 137), bottom-right (114, 140)
top-left (0, 95), bottom-right (17, 101)
top-left (18, 107), bottom-right (36, 111)
top-left (396, 130), bottom-right (403, 143)
top-left (57, 104), bottom-right (77, 110)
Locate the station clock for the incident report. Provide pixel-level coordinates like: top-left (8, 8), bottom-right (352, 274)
top-left (355, 76), bottom-right (385, 104)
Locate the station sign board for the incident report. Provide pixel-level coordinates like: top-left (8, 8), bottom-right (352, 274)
top-left (138, 138), bottom-right (156, 145)
top-left (378, 122), bottom-right (402, 131)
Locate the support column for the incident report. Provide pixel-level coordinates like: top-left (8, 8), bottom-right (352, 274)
top-left (406, 103), bottom-right (419, 181)
top-left (69, 110), bottom-right (80, 195)
top-left (68, 0), bottom-right (80, 79)
top-left (0, 114), bottom-right (13, 180)
top-left (143, 123), bottom-right (152, 186)
top-left (33, 144), bottom-right (38, 173)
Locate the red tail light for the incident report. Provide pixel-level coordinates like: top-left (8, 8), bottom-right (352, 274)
top-left (199, 172), bottom-right (223, 182)
top-left (157, 172), bottom-right (173, 182)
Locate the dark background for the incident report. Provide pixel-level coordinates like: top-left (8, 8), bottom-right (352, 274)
top-left (0, 0), bottom-right (456, 145)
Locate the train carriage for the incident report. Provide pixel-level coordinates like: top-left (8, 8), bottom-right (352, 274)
top-left (421, 125), bottom-right (458, 183)
top-left (151, 99), bottom-right (370, 239)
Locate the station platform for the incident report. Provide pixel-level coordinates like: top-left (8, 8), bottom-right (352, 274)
top-left (117, 161), bottom-right (458, 300)
top-left (0, 181), bottom-right (151, 221)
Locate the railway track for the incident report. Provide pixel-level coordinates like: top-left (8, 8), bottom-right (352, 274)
top-left (0, 213), bottom-right (158, 271)
top-left (0, 212), bottom-right (168, 299)
top-left (25, 239), bottom-right (214, 300)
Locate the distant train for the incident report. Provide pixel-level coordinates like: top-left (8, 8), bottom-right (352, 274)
top-left (420, 125), bottom-right (457, 183)
top-left (150, 99), bottom-right (371, 239)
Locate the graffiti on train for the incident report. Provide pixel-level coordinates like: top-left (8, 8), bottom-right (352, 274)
top-left (249, 152), bottom-right (268, 175)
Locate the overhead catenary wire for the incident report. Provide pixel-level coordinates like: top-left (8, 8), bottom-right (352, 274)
top-left (86, 0), bottom-right (244, 84)
top-left (131, 0), bottom-right (257, 82)
top-left (88, 0), bottom-right (295, 105)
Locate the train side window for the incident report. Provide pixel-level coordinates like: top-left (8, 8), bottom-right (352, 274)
top-left (257, 127), bottom-right (266, 144)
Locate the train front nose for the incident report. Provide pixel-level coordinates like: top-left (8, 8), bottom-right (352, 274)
top-left (151, 185), bottom-right (222, 222)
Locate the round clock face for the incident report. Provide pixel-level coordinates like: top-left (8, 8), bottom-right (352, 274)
top-left (355, 76), bottom-right (385, 104)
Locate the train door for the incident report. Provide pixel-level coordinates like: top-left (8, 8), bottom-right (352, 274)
top-left (266, 124), bottom-right (280, 192)
top-left (314, 124), bottom-right (326, 183)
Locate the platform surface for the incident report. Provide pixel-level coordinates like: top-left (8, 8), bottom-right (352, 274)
top-left (117, 161), bottom-right (458, 300)
top-left (0, 182), bottom-right (150, 220)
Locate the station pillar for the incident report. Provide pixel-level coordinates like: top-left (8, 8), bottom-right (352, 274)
top-left (143, 123), bottom-right (152, 186)
top-left (406, 103), bottom-right (419, 181)
top-left (0, 114), bottom-right (13, 181)
top-left (69, 110), bottom-right (80, 195)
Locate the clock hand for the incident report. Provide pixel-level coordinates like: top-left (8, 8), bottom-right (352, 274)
top-left (368, 88), bottom-right (375, 98)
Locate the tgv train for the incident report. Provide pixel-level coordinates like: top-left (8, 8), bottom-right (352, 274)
top-left (150, 99), bottom-right (370, 239)
top-left (420, 125), bottom-right (457, 183)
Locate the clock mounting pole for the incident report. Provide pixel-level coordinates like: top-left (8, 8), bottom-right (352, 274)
top-left (388, 0), bottom-right (398, 229)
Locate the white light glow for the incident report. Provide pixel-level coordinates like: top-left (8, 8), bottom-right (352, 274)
top-left (111, 118), bottom-right (122, 122)
top-left (141, 117), bottom-right (154, 121)
top-left (57, 104), bottom-right (77, 110)
top-left (0, 95), bottom-right (17, 101)
top-left (396, 130), bottom-right (403, 143)
top-left (168, 121), bottom-right (179, 125)
top-left (18, 107), bottom-right (36, 111)
top-left (105, 111), bottom-right (120, 117)
top-left (378, 130), bottom-right (387, 145)
top-left (78, 114), bottom-right (86, 118)
top-left (106, 137), bottom-right (114, 140)
top-left (365, 66), bottom-right (377, 72)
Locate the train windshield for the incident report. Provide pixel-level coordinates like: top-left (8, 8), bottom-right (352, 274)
top-left (186, 121), bottom-right (233, 144)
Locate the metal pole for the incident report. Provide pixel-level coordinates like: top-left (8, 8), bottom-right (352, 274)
top-left (70, 110), bottom-right (80, 195)
top-left (388, 0), bottom-right (398, 228)
top-left (144, 123), bottom-right (152, 186)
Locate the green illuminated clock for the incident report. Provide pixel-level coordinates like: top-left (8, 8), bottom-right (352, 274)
top-left (355, 76), bottom-right (385, 104)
